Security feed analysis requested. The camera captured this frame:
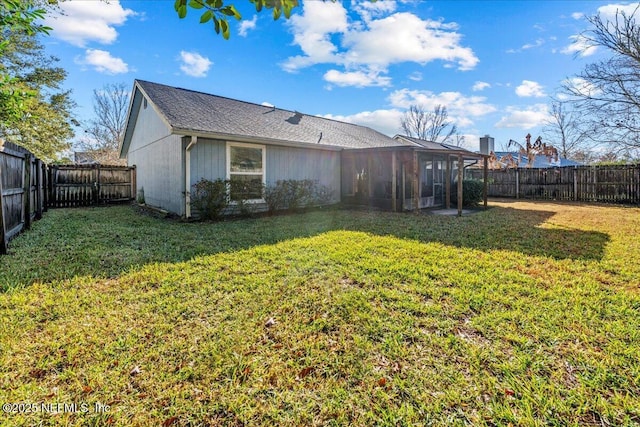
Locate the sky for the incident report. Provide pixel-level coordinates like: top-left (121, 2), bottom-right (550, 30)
top-left (38, 0), bottom-right (636, 153)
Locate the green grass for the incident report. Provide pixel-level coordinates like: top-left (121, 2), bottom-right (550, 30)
top-left (0, 201), bottom-right (639, 426)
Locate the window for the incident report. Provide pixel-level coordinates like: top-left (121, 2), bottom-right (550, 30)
top-left (227, 142), bottom-right (265, 201)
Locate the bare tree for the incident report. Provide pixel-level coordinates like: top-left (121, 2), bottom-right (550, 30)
top-left (542, 101), bottom-right (593, 159)
top-left (77, 82), bottom-right (130, 164)
top-left (400, 104), bottom-right (457, 143)
top-left (564, 6), bottom-right (640, 158)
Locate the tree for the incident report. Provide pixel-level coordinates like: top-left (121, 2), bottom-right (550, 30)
top-left (0, 0), bottom-right (51, 124)
top-left (400, 104), bottom-right (457, 143)
top-left (174, 0), bottom-right (298, 39)
top-left (542, 101), bottom-right (593, 159)
top-left (77, 83), bottom-right (130, 165)
top-left (0, 29), bottom-right (75, 161)
top-left (564, 6), bottom-right (640, 158)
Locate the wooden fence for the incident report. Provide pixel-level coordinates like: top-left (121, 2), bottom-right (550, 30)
top-left (466, 164), bottom-right (640, 204)
top-left (0, 141), bottom-right (47, 254)
top-left (1, 140), bottom-right (136, 253)
top-left (48, 164), bottom-right (136, 208)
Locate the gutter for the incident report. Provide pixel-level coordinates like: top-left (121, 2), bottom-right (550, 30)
top-left (185, 135), bottom-right (198, 218)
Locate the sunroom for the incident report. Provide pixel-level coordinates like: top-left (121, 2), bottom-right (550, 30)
top-left (340, 139), bottom-right (488, 215)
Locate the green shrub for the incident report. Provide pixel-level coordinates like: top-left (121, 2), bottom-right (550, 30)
top-left (450, 179), bottom-right (484, 207)
top-left (229, 179), bottom-right (263, 216)
top-left (190, 178), bottom-right (229, 220)
top-left (264, 180), bottom-right (334, 213)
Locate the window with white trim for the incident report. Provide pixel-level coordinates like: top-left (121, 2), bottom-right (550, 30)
top-left (227, 142), bottom-right (265, 201)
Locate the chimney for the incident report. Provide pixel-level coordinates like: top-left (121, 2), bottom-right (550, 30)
top-left (479, 134), bottom-right (494, 155)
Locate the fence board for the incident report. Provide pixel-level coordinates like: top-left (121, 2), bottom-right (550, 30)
top-left (0, 141), bottom-right (41, 250)
top-left (48, 164), bottom-right (135, 207)
top-left (467, 164), bottom-right (640, 205)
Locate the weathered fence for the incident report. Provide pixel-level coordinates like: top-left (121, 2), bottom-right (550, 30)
top-left (467, 164), bottom-right (640, 204)
top-left (1, 140), bottom-right (136, 253)
top-left (0, 141), bottom-right (47, 254)
top-left (48, 164), bottom-right (136, 208)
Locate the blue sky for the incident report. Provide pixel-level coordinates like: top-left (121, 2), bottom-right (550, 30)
top-left (39, 0), bottom-right (633, 152)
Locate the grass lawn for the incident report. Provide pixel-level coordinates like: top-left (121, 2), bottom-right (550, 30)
top-left (0, 200), bottom-right (639, 426)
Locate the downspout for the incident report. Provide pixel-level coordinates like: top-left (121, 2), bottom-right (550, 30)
top-left (185, 135), bottom-right (198, 218)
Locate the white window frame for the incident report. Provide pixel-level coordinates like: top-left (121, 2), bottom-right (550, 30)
top-left (226, 142), bottom-right (266, 203)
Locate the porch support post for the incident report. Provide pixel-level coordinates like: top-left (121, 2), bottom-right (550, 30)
top-left (367, 154), bottom-right (373, 200)
top-left (391, 151), bottom-right (397, 212)
top-left (457, 154), bottom-right (463, 217)
top-left (483, 155), bottom-right (488, 209)
top-left (445, 155), bottom-right (451, 209)
top-left (412, 150), bottom-right (419, 213)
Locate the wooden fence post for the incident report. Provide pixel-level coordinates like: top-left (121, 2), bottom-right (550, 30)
top-left (23, 153), bottom-right (32, 230)
top-left (0, 160), bottom-right (6, 255)
top-left (573, 166), bottom-right (578, 201)
top-left (131, 165), bottom-right (137, 202)
top-left (483, 156), bottom-right (488, 209)
top-left (93, 164), bottom-right (100, 205)
top-left (42, 163), bottom-right (48, 212)
top-left (515, 168), bottom-right (520, 199)
top-left (35, 159), bottom-right (43, 219)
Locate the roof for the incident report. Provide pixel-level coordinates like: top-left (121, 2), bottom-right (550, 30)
top-left (393, 135), bottom-right (485, 158)
top-left (121, 80), bottom-right (413, 156)
top-left (493, 151), bottom-right (582, 168)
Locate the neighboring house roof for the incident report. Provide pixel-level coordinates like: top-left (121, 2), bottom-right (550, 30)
top-left (121, 80), bottom-right (414, 157)
top-left (493, 151), bottom-right (582, 168)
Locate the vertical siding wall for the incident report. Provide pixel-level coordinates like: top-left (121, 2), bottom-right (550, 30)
top-left (189, 140), bottom-right (341, 204)
top-left (126, 97), bottom-right (185, 215)
top-left (189, 138), bottom-right (226, 185)
top-left (266, 145), bottom-right (341, 203)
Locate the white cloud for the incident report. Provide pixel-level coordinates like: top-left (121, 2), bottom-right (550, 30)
top-left (522, 38), bottom-right (545, 50)
top-left (353, 0), bottom-right (398, 22)
top-left (472, 81), bottom-right (490, 91)
top-left (45, 0), bottom-right (135, 47)
top-left (408, 71), bottom-right (423, 81)
top-left (341, 12), bottom-right (478, 71)
top-left (322, 109), bottom-right (405, 136)
top-left (324, 68), bottom-right (391, 87)
top-left (515, 80), bottom-right (546, 97)
top-left (571, 12), bottom-right (584, 20)
top-left (281, 2), bottom-right (478, 86)
top-left (507, 38), bottom-right (545, 53)
top-left (387, 88), bottom-right (496, 127)
top-left (562, 34), bottom-right (598, 56)
top-left (597, 3), bottom-right (640, 20)
top-left (281, 1), bottom-right (349, 72)
top-left (178, 51), bottom-right (212, 78)
top-left (495, 104), bottom-right (551, 129)
top-left (238, 15), bottom-right (257, 37)
top-left (261, 101), bottom-right (274, 107)
top-left (76, 49), bottom-right (129, 74)
top-left (563, 77), bottom-right (602, 98)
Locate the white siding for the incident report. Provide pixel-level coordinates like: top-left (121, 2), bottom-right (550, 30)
top-left (126, 98), bottom-right (185, 215)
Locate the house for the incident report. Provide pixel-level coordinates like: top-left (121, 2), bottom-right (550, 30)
top-left (119, 80), bottom-right (487, 217)
top-left (479, 135), bottom-right (581, 169)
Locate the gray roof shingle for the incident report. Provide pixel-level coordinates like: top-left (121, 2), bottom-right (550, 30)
top-left (136, 80), bottom-right (409, 150)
